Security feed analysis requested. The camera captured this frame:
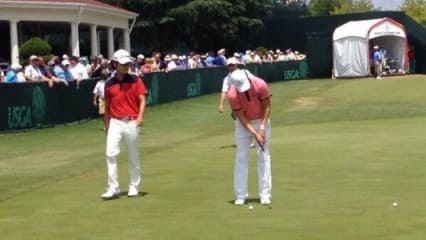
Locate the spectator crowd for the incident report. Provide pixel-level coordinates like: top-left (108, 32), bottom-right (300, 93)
top-left (0, 48), bottom-right (306, 84)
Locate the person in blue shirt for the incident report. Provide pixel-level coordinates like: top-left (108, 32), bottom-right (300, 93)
top-left (214, 48), bottom-right (227, 66)
top-left (373, 45), bottom-right (382, 79)
top-left (54, 59), bottom-right (73, 82)
top-left (4, 64), bottom-right (25, 83)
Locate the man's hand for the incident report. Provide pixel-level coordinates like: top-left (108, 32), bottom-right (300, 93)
top-left (253, 132), bottom-right (265, 148)
top-left (136, 116), bottom-right (144, 127)
top-left (217, 104), bottom-right (224, 113)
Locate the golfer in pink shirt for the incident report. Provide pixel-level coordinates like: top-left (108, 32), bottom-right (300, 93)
top-left (227, 69), bottom-right (272, 206)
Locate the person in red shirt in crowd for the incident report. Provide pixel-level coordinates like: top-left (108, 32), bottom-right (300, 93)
top-left (227, 68), bottom-right (272, 206)
top-left (101, 49), bottom-right (147, 200)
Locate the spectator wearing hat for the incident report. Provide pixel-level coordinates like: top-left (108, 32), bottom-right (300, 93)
top-left (214, 48), bottom-right (227, 66)
top-left (164, 54), bottom-right (177, 72)
top-left (54, 59), bottom-right (73, 82)
top-left (217, 57), bottom-right (239, 113)
top-left (135, 54), bottom-right (145, 73)
top-left (4, 63), bottom-right (25, 83)
top-left (372, 45), bottom-right (382, 79)
top-left (25, 55), bottom-right (53, 87)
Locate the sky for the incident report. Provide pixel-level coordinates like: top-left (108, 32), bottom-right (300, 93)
top-left (371, 0), bottom-right (404, 10)
top-left (304, 0), bottom-right (404, 11)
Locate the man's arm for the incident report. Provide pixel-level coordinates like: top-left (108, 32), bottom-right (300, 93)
top-left (258, 97), bottom-right (271, 139)
top-left (234, 110), bottom-right (264, 146)
top-left (104, 96), bottom-right (110, 135)
top-left (136, 94), bottom-right (146, 127)
top-left (217, 92), bottom-right (227, 113)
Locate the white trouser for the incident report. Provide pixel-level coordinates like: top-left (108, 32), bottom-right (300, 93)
top-left (234, 118), bottom-right (272, 200)
top-left (105, 118), bottom-right (141, 191)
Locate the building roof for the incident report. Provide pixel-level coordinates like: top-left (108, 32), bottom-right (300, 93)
top-left (2, 0), bottom-right (137, 17)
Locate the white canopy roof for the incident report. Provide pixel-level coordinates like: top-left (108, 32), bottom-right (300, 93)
top-left (333, 18), bottom-right (406, 41)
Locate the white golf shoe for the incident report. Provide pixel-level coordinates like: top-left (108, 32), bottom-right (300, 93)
top-left (260, 197), bottom-right (271, 205)
top-left (234, 199), bottom-right (246, 206)
top-left (101, 188), bottom-right (120, 200)
top-left (127, 186), bottom-right (139, 197)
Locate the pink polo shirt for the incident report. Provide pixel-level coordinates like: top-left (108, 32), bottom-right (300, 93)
top-left (227, 76), bottom-right (271, 120)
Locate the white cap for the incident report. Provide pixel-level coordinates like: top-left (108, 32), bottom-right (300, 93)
top-left (113, 49), bottom-right (133, 64)
top-left (62, 59), bottom-right (70, 66)
top-left (62, 54), bottom-right (69, 59)
top-left (11, 63), bottom-right (22, 70)
top-left (137, 54), bottom-right (145, 59)
top-left (227, 57), bottom-right (238, 65)
top-left (229, 69), bottom-right (250, 92)
top-left (164, 55), bottom-right (171, 61)
top-left (217, 48), bottom-right (226, 55)
top-left (29, 55), bottom-right (38, 61)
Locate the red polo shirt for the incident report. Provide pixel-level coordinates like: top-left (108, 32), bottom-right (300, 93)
top-left (227, 76), bottom-right (271, 120)
top-left (104, 74), bottom-right (147, 119)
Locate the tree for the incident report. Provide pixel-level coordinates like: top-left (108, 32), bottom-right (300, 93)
top-left (331, 0), bottom-right (375, 15)
top-left (308, 0), bottom-right (342, 16)
top-left (399, 0), bottom-right (426, 27)
top-left (19, 37), bottom-right (52, 60)
top-left (99, 0), bottom-right (273, 52)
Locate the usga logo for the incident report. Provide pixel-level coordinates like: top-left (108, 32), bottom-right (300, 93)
top-left (7, 86), bottom-right (46, 129)
top-left (186, 72), bottom-right (201, 97)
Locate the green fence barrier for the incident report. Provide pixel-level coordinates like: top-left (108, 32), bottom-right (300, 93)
top-left (0, 60), bottom-right (307, 131)
top-left (144, 60), bottom-right (308, 106)
top-left (0, 80), bottom-right (98, 131)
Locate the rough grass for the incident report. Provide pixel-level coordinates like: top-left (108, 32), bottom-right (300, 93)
top-left (1, 75), bottom-right (426, 240)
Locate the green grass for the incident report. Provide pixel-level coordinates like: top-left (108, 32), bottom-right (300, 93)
top-left (1, 75), bottom-right (426, 239)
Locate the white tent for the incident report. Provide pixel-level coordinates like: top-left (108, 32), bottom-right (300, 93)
top-left (333, 17), bottom-right (409, 78)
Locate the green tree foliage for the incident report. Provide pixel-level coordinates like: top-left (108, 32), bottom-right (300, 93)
top-left (19, 37), bottom-right (52, 60)
top-left (308, 0), bottom-right (342, 16)
top-left (399, 0), bottom-right (426, 26)
top-left (331, 0), bottom-right (375, 14)
top-left (100, 0), bottom-right (272, 51)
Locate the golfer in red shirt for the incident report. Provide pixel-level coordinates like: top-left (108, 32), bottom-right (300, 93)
top-left (227, 69), bottom-right (272, 206)
top-left (101, 49), bottom-right (147, 200)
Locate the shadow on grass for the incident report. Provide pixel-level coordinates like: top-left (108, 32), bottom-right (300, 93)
top-left (102, 192), bottom-right (149, 201)
top-left (219, 144), bottom-right (237, 149)
top-left (227, 197), bottom-right (260, 205)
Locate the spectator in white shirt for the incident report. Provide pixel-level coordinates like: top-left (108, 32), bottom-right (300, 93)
top-left (25, 55), bottom-right (53, 87)
top-left (69, 56), bottom-right (89, 83)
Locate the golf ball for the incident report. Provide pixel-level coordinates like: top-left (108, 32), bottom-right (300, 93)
top-left (248, 205), bottom-right (253, 210)
top-left (392, 202), bottom-right (398, 207)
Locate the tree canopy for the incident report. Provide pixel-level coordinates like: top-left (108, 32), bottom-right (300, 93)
top-left (399, 0), bottom-right (426, 27)
top-left (331, 0), bottom-right (376, 15)
top-left (101, 0), bottom-right (273, 52)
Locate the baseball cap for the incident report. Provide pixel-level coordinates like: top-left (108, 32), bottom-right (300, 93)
top-left (227, 57), bottom-right (238, 65)
top-left (229, 69), bottom-right (250, 92)
top-left (29, 55), bottom-right (38, 61)
top-left (113, 49), bottom-right (133, 65)
top-left (137, 54), bottom-right (145, 59)
top-left (11, 63), bottom-right (22, 70)
top-left (62, 59), bottom-right (70, 66)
